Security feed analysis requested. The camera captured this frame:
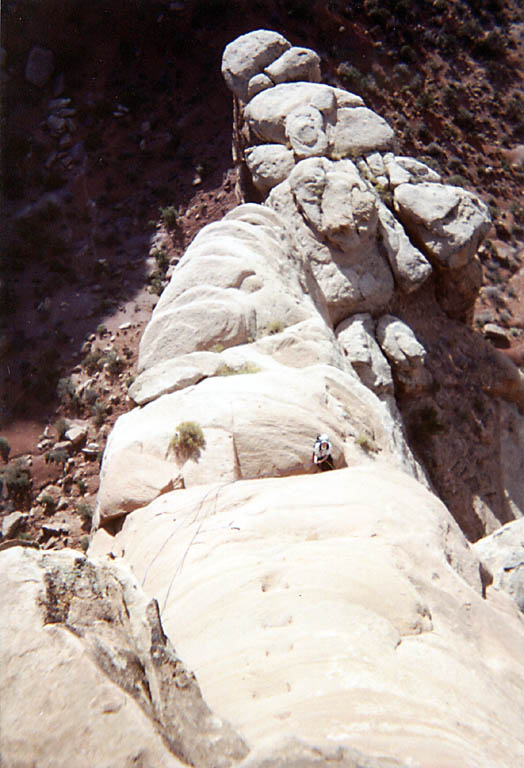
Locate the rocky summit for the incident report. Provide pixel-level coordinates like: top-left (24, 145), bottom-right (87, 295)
top-left (2, 25), bottom-right (524, 768)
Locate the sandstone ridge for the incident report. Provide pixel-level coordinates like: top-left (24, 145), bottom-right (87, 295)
top-left (3, 29), bottom-right (523, 768)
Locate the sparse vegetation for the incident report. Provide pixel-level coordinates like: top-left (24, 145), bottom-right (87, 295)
top-left (45, 448), bottom-right (69, 467)
top-left (159, 205), bottom-right (178, 230)
top-left (76, 501), bottom-right (93, 523)
top-left (40, 493), bottom-right (57, 514)
top-left (0, 459), bottom-right (32, 503)
top-left (355, 433), bottom-right (380, 454)
top-left (54, 417), bottom-right (70, 440)
top-left (215, 362), bottom-right (261, 376)
top-left (171, 421), bottom-right (205, 460)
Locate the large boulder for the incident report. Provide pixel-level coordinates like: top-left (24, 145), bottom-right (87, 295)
top-left (244, 82), bottom-right (363, 146)
top-left (376, 315), bottom-right (432, 394)
top-left (335, 313), bottom-right (393, 394)
top-left (245, 144), bottom-right (296, 194)
top-left (221, 30), bottom-right (290, 102)
top-left (90, 468), bottom-right (524, 768)
top-left (267, 159), bottom-right (394, 324)
top-left (394, 183), bottom-right (491, 269)
top-left (0, 546), bottom-right (248, 768)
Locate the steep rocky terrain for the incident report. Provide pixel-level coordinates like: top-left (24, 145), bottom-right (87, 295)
top-left (1, 6), bottom-right (524, 768)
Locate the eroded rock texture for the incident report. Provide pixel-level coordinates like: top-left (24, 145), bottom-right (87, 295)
top-left (0, 546), bottom-right (248, 768)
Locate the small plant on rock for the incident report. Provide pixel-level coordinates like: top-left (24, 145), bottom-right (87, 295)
top-left (171, 421), bottom-right (205, 461)
top-left (355, 433), bottom-right (379, 454)
top-left (215, 362), bottom-right (261, 376)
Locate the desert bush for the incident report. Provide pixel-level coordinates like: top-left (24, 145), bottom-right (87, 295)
top-left (54, 417), bottom-right (70, 440)
top-left (215, 362), bottom-right (261, 376)
top-left (355, 433), bottom-right (379, 454)
top-left (82, 348), bottom-right (105, 374)
top-left (448, 174), bottom-right (469, 187)
top-left (411, 406), bottom-right (445, 444)
top-left (92, 399), bottom-right (108, 428)
top-left (0, 437), bottom-right (10, 463)
top-left (474, 29), bottom-right (506, 59)
top-left (40, 493), bottom-right (56, 514)
top-left (45, 448), bottom-right (69, 466)
top-left (455, 107), bottom-right (475, 130)
top-left (76, 501), bottom-right (93, 523)
top-left (171, 421), bottom-right (205, 460)
top-left (159, 205), bottom-right (178, 230)
top-left (74, 478), bottom-right (88, 495)
top-left (0, 459), bottom-right (32, 503)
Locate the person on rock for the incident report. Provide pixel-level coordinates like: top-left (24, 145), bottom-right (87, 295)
top-left (312, 433), bottom-right (335, 471)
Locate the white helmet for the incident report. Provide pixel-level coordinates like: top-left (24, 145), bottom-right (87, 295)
top-left (317, 433), bottom-right (329, 443)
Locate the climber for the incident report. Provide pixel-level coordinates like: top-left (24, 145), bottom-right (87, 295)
top-left (312, 433), bottom-right (335, 471)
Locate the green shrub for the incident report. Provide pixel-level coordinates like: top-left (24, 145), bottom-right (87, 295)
top-left (76, 501), bottom-right (93, 522)
top-left (215, 362), bottom-right (261, 376)
top-left (82, 348), bottom-right (105, 374)
top-left (355, 433), bottom-right (379, 454)
top-left (96, 323), bottom-right (107, 337)
top-left (54, 417), bottom-right (70, 440)
top-left (92, 399), bottom-right (108, 427)
top-left (74, 478), bottom-right (88, 495)
top-left (159, 205), bottom-right (178, 230)
top-left (40, 493), bottom-right (56, 514)
top-left (447, 174), bottom-right (469, 187)
top-left (412, 406), bottom-right (445, 444)
top-left (0, 437), bottom-right (10, 463)
top-left (45, 448), bottom-right (69, 466)
top-left (0, 459), bottom-right (32, 502)
top-left (171, 421), bottom-right (205, 460)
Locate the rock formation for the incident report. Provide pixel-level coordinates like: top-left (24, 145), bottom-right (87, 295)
top-left (3, 29), bottom-right (524, 768)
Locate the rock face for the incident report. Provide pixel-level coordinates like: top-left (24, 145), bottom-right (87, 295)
top-left (0, 546), bottom-right (248, 768)
top-left (90, 469), bottom-right (524, 768)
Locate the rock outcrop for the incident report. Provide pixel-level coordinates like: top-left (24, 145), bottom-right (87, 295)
top-left (7, 28), bottom-right (521, 768)
top-left (90, 468), bottom-right (524, 768)
top-left (0, 546), bottom-right (248, 768)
